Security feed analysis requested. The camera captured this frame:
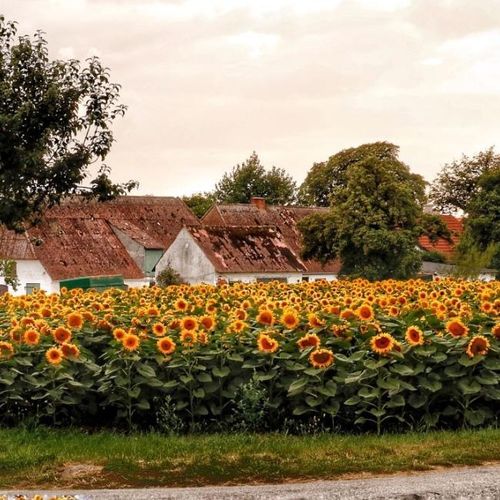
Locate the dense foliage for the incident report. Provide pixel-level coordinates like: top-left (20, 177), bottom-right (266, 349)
top-left (214, 151), bottom-right (297, 205)
top-left (429, 148), bottom-right (499, 215)
top-left (299, 145), bottom-right (428, 280)
top-left (431, 148), bottom-right (500, 276)
top-left (0, 16), bottom-right (136, 231)
top-left (182, 191), bottom-right (217, 218)
top-left (297, 142), bottom-right (401, 207)
top-left (0, 279), bottom-right (498, 434)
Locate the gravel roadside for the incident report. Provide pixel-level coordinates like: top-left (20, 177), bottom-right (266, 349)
top-left (1, 464), bottom-right (499, 500)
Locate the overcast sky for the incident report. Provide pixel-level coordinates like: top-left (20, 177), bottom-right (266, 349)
top-left (3, 0), bottom-right (500, 196)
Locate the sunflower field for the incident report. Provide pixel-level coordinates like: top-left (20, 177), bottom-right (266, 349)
top-left (0, 278), bottom-right (498, 434)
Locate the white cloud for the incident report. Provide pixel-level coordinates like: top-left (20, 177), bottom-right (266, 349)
top-left (225, 32), bottom-right (280, 59)
top-left (355, 0), bottom-right (412, 12)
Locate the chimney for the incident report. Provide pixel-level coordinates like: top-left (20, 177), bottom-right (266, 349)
top-left (250, 197), bottom-right (266, 210)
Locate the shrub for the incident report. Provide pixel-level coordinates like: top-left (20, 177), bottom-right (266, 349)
top-left (156, 266), bottom-right (184, 287)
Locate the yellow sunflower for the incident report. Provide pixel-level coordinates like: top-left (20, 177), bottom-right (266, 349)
top-left (370, 333), bottom-right (395, 355)
top-left (157, 336), bottom-right (176, 355)
top-left (280, 309), bottom-right (300, 330)
top-left (297, 333), bottom-right (321, 350)
top-left (309, 348), bottom-right (334, 369)
top-left (122, 333), bottom-right (140, 351)
top-left (46, 347), bottom-right (64, 365)
top-left (405, 326), bottom-right (424, 346)
top-left (466, 335), bottom-right (490, 358)
top-left (257, 333), bottom-right (279, 353)
top-left (446, 319), bottom-right (469, 338)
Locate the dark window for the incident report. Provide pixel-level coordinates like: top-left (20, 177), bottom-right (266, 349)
top-left (25, 283), bottom-right (40, 295)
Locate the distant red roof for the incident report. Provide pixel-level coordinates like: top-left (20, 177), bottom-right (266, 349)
top-left (187, 225), bottom-right (308, 273)
top-left (418, 214), bottom-right (464, 258)
top-left (202, 203), bottom-right (340, 274)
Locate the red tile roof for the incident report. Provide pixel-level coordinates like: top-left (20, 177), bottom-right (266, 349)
top-left (202, 204), bottom-right (340, 274)
top-left (0, 227), bottom-right (36, 260)
top-left (0, 197), bottom-right (199, 281)
top-left (418, 214), bottom-right (464, 258)
top-left (187, 225), bottom-right (308, 273)
top-left (28, 217), bottom-right (145, 280)
top-left (46, 196), bottom-right (199, 249)
top-left (109, 219), bottom-right (164, 249)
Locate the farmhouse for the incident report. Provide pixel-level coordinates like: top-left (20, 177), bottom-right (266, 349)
top-left (157, 225), bottom-right (311, 284)
top-left (200, 197), bottom-right (340, 281)
top-left (0, 196), bottom-right (199, 294)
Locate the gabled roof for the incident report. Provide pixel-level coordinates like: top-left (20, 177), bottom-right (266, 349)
top-left (202, 203), bottom-right (340, 274)
top-left (186, 225), bottom-right (308, 274)
top-left (418, 214), bottom-right (464, 258)
top-left (46, 196), bottom-right (199, 249)
top-left (109, 219), bottom-right (164, 249)
top-left (28, 217), bottom-right (144, 280)
top-left (0, 227), bottom-right (36, 260)
top-left (0, 196), bottom-right (199, 281)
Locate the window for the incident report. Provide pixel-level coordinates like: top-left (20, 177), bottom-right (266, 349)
top-left (25, 283), bottom-right (40, 295)
top-left (144, 249), bottom-right (164, 276)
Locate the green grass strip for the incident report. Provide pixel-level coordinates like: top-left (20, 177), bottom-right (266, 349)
top-left (0, 428), bottom-right (498, 488)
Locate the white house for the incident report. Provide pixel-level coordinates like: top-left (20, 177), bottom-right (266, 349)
top-left (200, 197), bottom-right (339, 281)
top-left (156, 225), bottom-right (336, 285)
top-left (0, 228), bottom-right (58, 294)
top-left (0, 196), bottom-right (200, 294)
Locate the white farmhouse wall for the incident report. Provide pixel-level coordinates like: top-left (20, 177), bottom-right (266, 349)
top-left (125, 278), bottom-right (151, 289)
top-left (221, 273), bottom-right (303, 284)
top-left (156, 228), bottom-right (217, 284)
top-left (0, 260), bottom-right (58, 295)
top-left (303, 274), bottom-right (337, 282)
top-left (111, 226), bottom-right (146, 272)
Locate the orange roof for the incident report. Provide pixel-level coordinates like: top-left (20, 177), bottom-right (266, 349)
top-left (418, 214), bottom-right (464, 258)
top-left (28, 217), bottom-right (144, 280)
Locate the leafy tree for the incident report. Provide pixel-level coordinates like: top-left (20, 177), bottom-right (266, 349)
top-left (298, 142), bottom-right (401, 206)
top-left (214, 151), bottom-right (297, 205)
top-left (182, 191), bottom-right (216, 218)
top-left (419, 212), bottom-right (452, 243)
top-left (0, 259), bottom-right (18, 289)
top-left (465, 167), bottom-right (500, 250)
top-left (0, 16), bottom-right (137, 232)
top-left (429, 148), bottom-right (499, 214)
top-left (455, 167), bottom-right (500, 277)
top-left (454, 236), bottom-right (498, 279)
top-left (299, 144), bottom-right (427, 280)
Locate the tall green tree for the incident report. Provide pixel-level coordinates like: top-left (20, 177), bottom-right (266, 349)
top-left (299, 143), bottom-right (427, 280)
top-left (431, 148), bottom-right (500, 275)
top-left (298, 142), bottom-right (400, 206)
top-left (429, 148), bottom-right (499, 214)
top-left (0, 16), bottom-right (137, 232)
top-left (455, 167), bottom-right (500, 277)
top-left (214, 152), bottom-right (297, 205)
